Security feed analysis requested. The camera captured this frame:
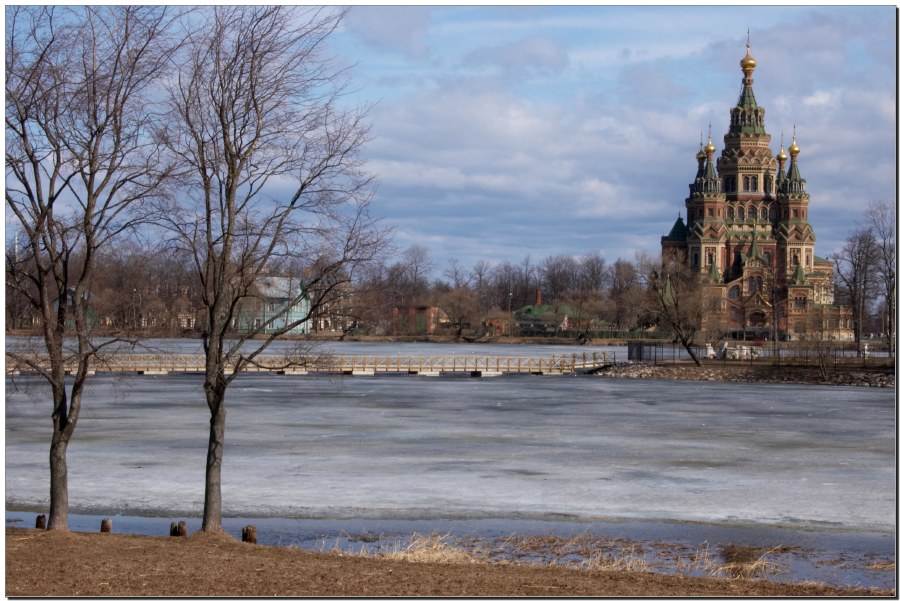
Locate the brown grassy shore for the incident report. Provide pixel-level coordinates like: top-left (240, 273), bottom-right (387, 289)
top-left (6, 528), bottom-right (891, 597)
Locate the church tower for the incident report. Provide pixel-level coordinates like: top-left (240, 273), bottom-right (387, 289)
top-left (661, 35), bottom-right (848, 341)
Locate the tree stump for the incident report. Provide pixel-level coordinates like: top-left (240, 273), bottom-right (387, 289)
top-left (100, 518), bottom-right (112, 533)
top-left (35, 514), bottom-right (46, 530)
top-left (242, 525), bottom-right (257, 544)
top-left (170, 521), bottom-right (187, 537)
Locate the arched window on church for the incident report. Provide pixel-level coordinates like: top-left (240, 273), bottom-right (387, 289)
top-left (728, 285), bottom-right (741, 300)
top-left (737, 207), bottom-right (745, 221)
top-left (748, 206), bottom-right (757, 220)
top-left (750, 176), bottom-right (758, 192)
top-left (760, 207), bottom-right (768, 221)
top-left (727, 207), bottom-right (734, 220)
top-left (742, 176), bottom-right (750, 192)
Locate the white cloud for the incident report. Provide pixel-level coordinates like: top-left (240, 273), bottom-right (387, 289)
top-left (463, 35), bottom-right (569, 77)
top-left (343, 6), bottom-right (431, 59)
top-left (802, 90), bottom-right (833, 108)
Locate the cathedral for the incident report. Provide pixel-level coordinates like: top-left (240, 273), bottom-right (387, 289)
top-left (661, 37), bottom-right (852, 341)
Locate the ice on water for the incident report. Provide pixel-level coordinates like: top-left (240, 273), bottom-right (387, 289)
top-left (5, 344), bottom-right (894, 534)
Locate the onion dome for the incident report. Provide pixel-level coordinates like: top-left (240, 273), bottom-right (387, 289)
top-left (788, 135), bottom-right (800, 158)
top-left (777, 145), bottom-right (788, 162)
top-left (740, 31), bottom-right (756, 74)
top-left (776, 135), bottom-right (788, 183)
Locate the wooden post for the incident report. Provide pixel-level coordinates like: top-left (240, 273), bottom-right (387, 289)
top-left (35, 514), bottom-right (46, 529)
top-left (170, 521), bottom-right (187, 537)
top-left (100, 518), bottom-right (112, 533)
top-left (242, 525), bottom-right (257, 544)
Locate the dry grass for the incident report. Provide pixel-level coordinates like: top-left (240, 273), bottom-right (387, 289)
top-left (712, 544), bottom-right (785, 579)
top-left (381, 532), bottom-right (480, 565)
top-left (314, 531), bottom-right (894, 591)
top-left (580, 543), bottom-right (650, 573)
top-left (674, 542), bottom-right (717, 577)
top-left (324, 532), bottom-right (482, 565)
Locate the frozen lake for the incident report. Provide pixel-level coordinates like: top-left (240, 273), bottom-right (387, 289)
top-left (5, 367), bottom-right (895, 588)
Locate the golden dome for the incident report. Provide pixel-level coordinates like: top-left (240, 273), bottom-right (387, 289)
top-left (740, 50), bottom-right (757, 72)
top-left (777, 147), bottom-right (788, 161)
top-left (696, 148), bottom-right (706, 161)
top-left (740, 31), bottom-right (756, 72)
top-left (789, 137), bottom-right (800, 157)
top-left (704, 130), bottom-right (716, 155)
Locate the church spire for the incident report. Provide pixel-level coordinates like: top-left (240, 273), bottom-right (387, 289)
top-left (778, 127), bottom-right (809, 198)
top-left (776, 132), bottom-right (788, 184)
top-left (786, 127), bottom-right (803, 183)
top-left (688, 125), bottom-right (722, 197)
top-left (730, 30), bottom-right (766, 135)
top-left (703, 125), bottom-right (717, 180)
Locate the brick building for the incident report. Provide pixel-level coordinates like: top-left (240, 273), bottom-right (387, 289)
top-left (661, 37), bottom-right (851, 341)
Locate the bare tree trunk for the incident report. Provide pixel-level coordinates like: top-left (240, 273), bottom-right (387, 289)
top-left (682, 341), bottom-right (702, 366)
top-left (47, 434), bottom-right (69, 531)
top-left (202, 393), bottom-right (227, 532)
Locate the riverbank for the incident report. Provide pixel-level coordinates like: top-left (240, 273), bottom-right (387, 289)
top-left (596, 362), bottom-right (895, 387)
top-left (5, 527), bottom-right (892, 596)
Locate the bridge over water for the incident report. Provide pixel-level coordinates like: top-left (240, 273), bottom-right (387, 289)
top-left (6, 351), bottom-right (616, 377)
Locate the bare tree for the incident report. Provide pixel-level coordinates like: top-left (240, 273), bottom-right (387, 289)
top-left (442, 258), bottom-right (471, 290)
top-left (539, 254), bottom-right (579, 304)
top-left (643, 256), bottom-right (705, 365)
top-left (5, 6), bottom-right (178, 530)
top-left (161, 6), bottom-right (383, 532)
top-left (400, 244), bottom-right (434, 305)
top-left (865, 200), bottom-right (895, 356)
top-left (833, 228), bottom-right (879, 356)
top-left (436, 286), bottom-right (479, 340)
top-left (606, 258), bottom-right (642, 331)
top-left (577, 251), bottom-right (607, 293)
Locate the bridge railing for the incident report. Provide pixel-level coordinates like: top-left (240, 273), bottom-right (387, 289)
top-left (6, 351), bottom-right (615, 376)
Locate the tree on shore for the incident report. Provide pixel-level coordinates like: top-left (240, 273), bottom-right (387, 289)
top-left (864, 200), bottom-right (895, 356)
top-left (643, 256), bottom-right (705, 366)
top-left (833, 228), bottom-right (878, 356)
top-left (5, 6), bottom-right (178, 530)
top-left (161, 6), bottom-right (384, 532)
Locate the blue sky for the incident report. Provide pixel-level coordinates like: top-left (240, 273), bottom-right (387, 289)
top-left (326, 5), bottom-right (896, 273)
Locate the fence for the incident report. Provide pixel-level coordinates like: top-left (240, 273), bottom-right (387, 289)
top-left (5, 351), bottom-right (617, 377)
top-left (626, 341), bottom-right (894, 369)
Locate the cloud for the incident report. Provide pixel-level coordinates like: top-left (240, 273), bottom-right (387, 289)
top-left (343, 6), bottom-right (431, 59)
top-left (336, 7), bottom-right (894, 271)
top-left (463, 35), bottom-right (569, 77)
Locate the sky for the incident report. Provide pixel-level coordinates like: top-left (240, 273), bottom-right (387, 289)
top-left (325, 5), bottom-right (896, 276)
